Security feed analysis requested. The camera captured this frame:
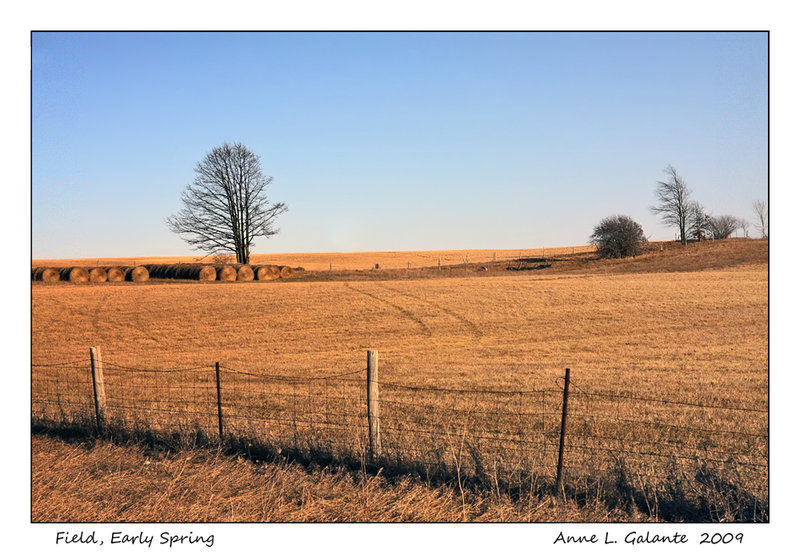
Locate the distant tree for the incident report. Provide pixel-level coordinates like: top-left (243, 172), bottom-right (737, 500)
top-left (707, 215), bottom-right (740, 239)
top-left (167, 142), bottom-right (287, 265)
top-left (590, 215), bottom-right (647, 258)
top-left (686, 201), bottom-right (711, 241)
top-left (650, 165), bottom-right (692, 245)
top-left (738, 217), bottom-right (751, 238)
top-left (752, 200), bottom-right (768, 238)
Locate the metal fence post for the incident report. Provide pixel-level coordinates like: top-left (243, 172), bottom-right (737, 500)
top-left (89, 347), bottom-right (107, 432)
top-left (215, 361), bottom-right (224, 442)
top-left (556, 367), bottom-right (571, 491)
top-left (367, 350), bottom-right (381, 460)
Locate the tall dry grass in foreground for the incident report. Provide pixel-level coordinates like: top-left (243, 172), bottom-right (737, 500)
top-left (31, 240), bottom-right (768, 521)
top-left (33, 434), bottom-right (635, 522)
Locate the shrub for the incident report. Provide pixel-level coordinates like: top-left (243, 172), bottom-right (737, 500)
top-left (707, 215), bottom-right (739, 239)
top-left (590, 215), bottom-right (647, 258)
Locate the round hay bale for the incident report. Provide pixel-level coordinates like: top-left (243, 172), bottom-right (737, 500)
top-left (255, 264), bottom-right (280, 281)
top-left (88, 267), bottom-right (108, 283)
top-left (105, 267), bottom-right (125, 282)
top-left (279, 265), bottom-right (295, 279)
top-left (144, 264), bottom-right (175, 279)
top-left (234, 264), bottom-right (254, 281)
top-left (32, 267), bottom-right (61, 282)
top-left (194, 264), bottom-right (217, 281)
top-left (60, 267), bottom-right (90, 283)
top-left (216, 264), bottom-right (237, 281)
top-left (171, 263), bottom-right (216, 281)
top-left (124, 266), bottom-right (149, 282)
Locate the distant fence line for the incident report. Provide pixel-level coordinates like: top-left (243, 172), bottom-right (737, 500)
top-left (32, 245), bottom-right (615, 280)
top-left (31, 348), bottom-right (767, 494)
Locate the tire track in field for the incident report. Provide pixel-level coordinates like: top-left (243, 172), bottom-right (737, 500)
top-left (344, 283), bottom-right (433, 338)
top-left (91, 288), bottom-right (114, 334)
top-left (376, 283), bottom-right (484, 339)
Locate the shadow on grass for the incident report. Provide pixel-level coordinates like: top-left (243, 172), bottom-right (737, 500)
top-left (32, 420), bottom-right (767, 523)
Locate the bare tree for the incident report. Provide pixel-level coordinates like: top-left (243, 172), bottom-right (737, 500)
top-left (686, 200), bottom-right (711, 241)
top-left (707, 215), bottom-right (739, 239)
top-left (738, 217), bottom-right (750, 238)
top-left (651, 165), bottom-right (692, 245)
top-left (167, 142), bottom-right (287, 264)
top-left (752, 200), bottom-right (768, 238)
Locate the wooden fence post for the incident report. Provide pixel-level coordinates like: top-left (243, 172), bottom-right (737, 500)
top-left (367, 350), bottom-right (381, 460)
top-left (556, 367), bottom-right (571, 491)
top-left (438, 257), bottom-right (442, 270)
top-left (215, 362), bottom-right (224, 442)
top-left (89, 347), bottom-right (107, 432)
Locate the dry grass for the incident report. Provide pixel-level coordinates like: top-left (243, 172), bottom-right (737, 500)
top-left (32, 433), bottom-right (637, 522)
top-left (31, 239), bottom-right (768, 522)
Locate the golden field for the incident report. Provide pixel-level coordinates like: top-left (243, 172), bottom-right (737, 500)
top-left (33, 244), bottom-right (597, 272)
top-left (31, 239), bottom-right (768, 522)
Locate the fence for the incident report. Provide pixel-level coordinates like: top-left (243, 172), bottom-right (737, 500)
top-left (32, 349), bottom-right (768, 498)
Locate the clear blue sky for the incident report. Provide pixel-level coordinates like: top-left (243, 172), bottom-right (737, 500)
top-left (32, 31), bottom-right (768, 258)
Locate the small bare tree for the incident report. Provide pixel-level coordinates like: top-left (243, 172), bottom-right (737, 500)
top-left (707, 215), bottom-right (739, 239)
top-left (738, 217), bottom-right (750, 238)
top-left (752, 200), bottom-right (768, 238)
top-left (651, 165), bottom-right (692, 245)
top-left (167, 143), bottom-right (287, 264)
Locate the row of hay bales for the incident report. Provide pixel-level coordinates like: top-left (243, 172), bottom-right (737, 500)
top-left (31, 263), bottom-right (294, 283)
top-left (31, 266), bottom-right (149, 283)
top-left (143, 263), bottom-right (293, 281)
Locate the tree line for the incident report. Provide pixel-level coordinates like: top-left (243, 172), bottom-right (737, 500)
top-left (591, 165), bottom-right (767, 258)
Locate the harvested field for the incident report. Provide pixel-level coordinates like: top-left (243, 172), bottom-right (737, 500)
top-left (31, 239), bottom-right (768, 522)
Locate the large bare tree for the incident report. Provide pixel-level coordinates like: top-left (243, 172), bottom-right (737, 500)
top-left (167, 143), bottom-right (287, 264)
top-left (752, 199), bottom-right (768, 238)
top-left (650, 165), bottom-right (692, 245)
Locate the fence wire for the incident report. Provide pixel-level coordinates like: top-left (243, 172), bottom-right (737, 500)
top-left (31, 357), bottom-right (767, 495)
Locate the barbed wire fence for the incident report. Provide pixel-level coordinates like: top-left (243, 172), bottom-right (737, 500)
top-left (31, 348), bottom-right (768, 504)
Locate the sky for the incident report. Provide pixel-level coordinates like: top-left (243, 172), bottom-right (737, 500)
top-left (31, 31), bottom-right (768, 258)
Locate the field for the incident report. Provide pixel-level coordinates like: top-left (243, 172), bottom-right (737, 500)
top-left (31, 239), bottom-right (768, 522)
